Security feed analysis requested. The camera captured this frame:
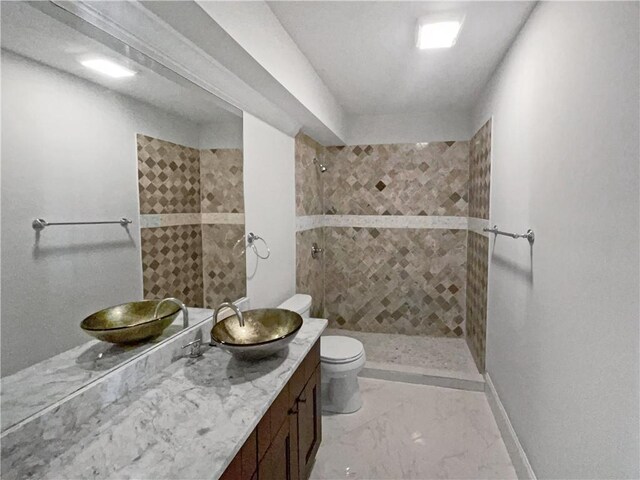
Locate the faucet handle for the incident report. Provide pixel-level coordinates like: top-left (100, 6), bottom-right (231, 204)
top-left (182, 339), bottom-right (202, 358)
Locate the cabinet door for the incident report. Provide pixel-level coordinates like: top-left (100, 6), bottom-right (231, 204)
top-left (259, 413), bottom-right (297, 480)
top-left (297, 366), bottom-right (322, 479)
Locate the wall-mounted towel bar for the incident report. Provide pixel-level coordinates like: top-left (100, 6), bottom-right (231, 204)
top-left (32, 218), bottom-right (132, 231)
top-left (483, 225), bottom-right (535, 244)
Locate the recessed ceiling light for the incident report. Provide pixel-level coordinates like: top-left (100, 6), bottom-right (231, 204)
top-left (80, 59), bottom-right (136, 78)
top-left (416, 15), bottom-right (464, 49)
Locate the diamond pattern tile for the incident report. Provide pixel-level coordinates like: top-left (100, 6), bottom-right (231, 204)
top-left (140, 225), bottom-right (204, 307)
top-left (296, 133), bottom-right (324, 216)
top-left (466, 231), bottom-right (489, 371)
top-left (202, 224), bottom-right (246, 308)
top-left (137, 135), bottom-right (201, 214)
top-left (200, 149), bottom-right (244, 214)
top-left (296, 228), bottom-right (324, 317)
top-left (469, 119), bottom-right (491, 220)
top-left (323, 142), bottom-right (469, 216)
top-left (323, 227), bottom-right (467, 336)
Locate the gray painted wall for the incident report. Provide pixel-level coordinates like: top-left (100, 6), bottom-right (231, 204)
top-left (243, 112), bottom-right (296, 309)
top-left (473, 3), bottom-right (639, 478)
top-left (1, 51), bottom-right (200, 376)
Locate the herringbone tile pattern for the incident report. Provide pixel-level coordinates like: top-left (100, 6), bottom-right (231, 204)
top-left (324, 227), bottom-right (467, 336)
top-left (140, 225), bottom-right (204, 307)
top-left (323, 142), bottom-right (469, 216)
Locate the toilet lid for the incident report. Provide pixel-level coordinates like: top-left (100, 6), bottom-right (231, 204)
top-left (321, 336), bottom-right (364, 364)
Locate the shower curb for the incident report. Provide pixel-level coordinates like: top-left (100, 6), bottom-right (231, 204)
top-left (359, 361), bottom-right (485, 392)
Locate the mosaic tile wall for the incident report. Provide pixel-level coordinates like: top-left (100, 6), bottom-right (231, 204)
top-left (295, 133), bottom-right (323, 216)
top-left (202, 224), bottom-right (246, 309)
top-left (137, 134), bottom-right (245, 309)
top-left (469, 119), bottom-right (491, 220)
top-left (324, 227), bottom-right (467, 336)
top-left (296, 228), bottom-right (324, 317)
top-left (466, 119), bottom-right (492, 371)
top-left (323, 142), bottom-right (469, 216)
top-left (137, 135), bottom-right (200, 214)
top-left (295, 134), bottom-right (491, 344)
top-left (466, 232), bottom-right (489, 371)
top-left (200, 148), bottom-right (244, 214)
top-left (295, 133), bottom-right (325, 315)
top-left (140, 225), bottom-right (204, 307)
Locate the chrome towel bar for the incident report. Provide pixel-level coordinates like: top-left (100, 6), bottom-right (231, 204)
top-left (483, 225), bottom-right (535, 244)
top-left (32, 218), bottom-right (132, 230)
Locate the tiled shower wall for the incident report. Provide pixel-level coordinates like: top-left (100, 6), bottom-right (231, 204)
top-left (137, 134), bottom-right (246, 309)
top-left (465, 119), bottom-right (492, 371)
top-left (295, 135), bottom-right (471, 337)
top-left (295, 133), bottom-right (324, 317)
top-left (322, 142), bottom-right (469, 336)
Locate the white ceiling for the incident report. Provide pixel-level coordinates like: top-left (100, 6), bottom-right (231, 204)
top-left (1, 2), bottom-right (241, 125)
top-left (268, 1), bottom-right (535, 116)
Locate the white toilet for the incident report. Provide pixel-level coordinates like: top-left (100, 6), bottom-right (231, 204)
top-left (278, 294), bottom-right (366, 414)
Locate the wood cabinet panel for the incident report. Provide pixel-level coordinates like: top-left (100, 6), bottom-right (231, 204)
top-left (297, 365), bottom-right (321, 479)
top-left (221, 341), bottom-right (322, 480)
top-left (258, 418), bottom-right (292, 480)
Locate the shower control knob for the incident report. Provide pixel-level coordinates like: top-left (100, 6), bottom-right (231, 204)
top-left (311, 242), bottom-right (324, 259)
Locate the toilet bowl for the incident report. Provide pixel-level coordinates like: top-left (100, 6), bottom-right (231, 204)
top-left (278, 294), bottom-right (366, 414)
top-left (320, 336), bottom-right (365, 414)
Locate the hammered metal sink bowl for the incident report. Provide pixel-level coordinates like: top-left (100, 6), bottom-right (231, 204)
top-left (210, 308), bottom-right (303, 361)
top-left (80, 300), bottom-right (181, 345)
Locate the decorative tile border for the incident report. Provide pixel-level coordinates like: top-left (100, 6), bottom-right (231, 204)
top-left (296, 215), bottom-right (324, 232)
top-left (295, 215), bottom-right (469, 232)
top-left (201, 213), bottom-right (244, 225)
top-left (140, 213), bottom-right (244, 228)
top-left (468, 217), bottom-right (490, 237)
top-left (140, 213), bottom-right (201, 228)
top-left (324, 215), bottom-right (468, 230)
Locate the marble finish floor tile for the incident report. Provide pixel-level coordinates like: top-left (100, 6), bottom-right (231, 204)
top-left (311, 378), bottom-right (516, 480)
top-left (324, 329), bottom-right (479, 376)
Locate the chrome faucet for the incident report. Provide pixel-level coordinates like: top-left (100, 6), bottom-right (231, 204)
top-left (154, 297), bottom-right (189, 328)
top-left (213, 302), bottom-right (245, 327)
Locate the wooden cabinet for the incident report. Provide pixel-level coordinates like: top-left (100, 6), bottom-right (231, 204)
top-left (220, 341), bottom-right (321, 480)
top-left (297, 366), bottom-right (321, 479)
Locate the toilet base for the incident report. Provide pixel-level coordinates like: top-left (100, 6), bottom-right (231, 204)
top-left (321, 375), bottom-right (362, 414)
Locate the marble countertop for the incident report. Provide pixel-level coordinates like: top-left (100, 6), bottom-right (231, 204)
top-left (1, 308), bottom-right (213, 432)
top-left (12, 317), bottom-right (327, 480)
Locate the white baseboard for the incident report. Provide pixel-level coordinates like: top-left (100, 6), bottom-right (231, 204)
top-left (485, 372), bottom-right (537, 480)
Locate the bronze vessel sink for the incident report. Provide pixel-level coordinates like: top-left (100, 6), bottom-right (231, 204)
top-left (210, 308), bottom-right (303, 360)
top-left (80, 300), bottom-right (181, 345)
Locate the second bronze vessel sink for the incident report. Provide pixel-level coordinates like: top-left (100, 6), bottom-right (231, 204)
top-left (210, 308), bottom-right (303, 360)
top-left (80, 300), bottom-right (182, 345)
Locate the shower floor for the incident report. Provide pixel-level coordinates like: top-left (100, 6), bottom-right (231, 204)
top-left (323, 328), bottom-right (483, 389)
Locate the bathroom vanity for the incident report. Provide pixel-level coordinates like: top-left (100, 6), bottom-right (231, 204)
top-left (221, 339), bottom-right (321, 480)
top-left (1, 313), bottom-right (327, 480)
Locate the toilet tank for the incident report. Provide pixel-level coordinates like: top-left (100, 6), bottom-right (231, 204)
top-left (278, 294), bottom-right (312, 318)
